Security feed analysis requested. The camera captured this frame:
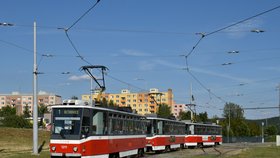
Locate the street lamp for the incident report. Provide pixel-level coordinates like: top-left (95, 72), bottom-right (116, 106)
top-left (0, 22), bottom-right (14, 26)
top-left (251, 29), bottom-right (265, 33)
top-left (222, 62), bottom-right (233, 66)
top-left (228, 50), bottom-right (239, 54)
top-left (262, 122), bottom-right (264, 143)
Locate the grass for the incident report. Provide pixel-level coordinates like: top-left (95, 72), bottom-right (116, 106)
top-left (231, 146), bottom-right (280, 158)
top-left (0, 127), bottom-right (279, 158)
top-left (0, 127), bottom-right (50, 158)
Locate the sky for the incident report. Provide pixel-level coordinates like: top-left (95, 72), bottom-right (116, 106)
top-left (0, 0), bottom-right (280, 119)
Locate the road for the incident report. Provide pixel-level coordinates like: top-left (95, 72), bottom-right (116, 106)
top-left (143, 142), bottom-right (274, 158)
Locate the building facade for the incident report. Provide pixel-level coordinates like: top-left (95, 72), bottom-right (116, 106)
top-left (82, 88), bottom-right (174, 115)
top-left (0, 91), bottom-right (62, 115)
top-left (172, 103), bottom-right (190, 118)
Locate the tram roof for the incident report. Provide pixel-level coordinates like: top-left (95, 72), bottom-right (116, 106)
top-left (51, 105), bottom-right (145, 118)
top-left (181, 121), bottom-right (221, 127)
top-left (145, 116), bottom-right (184, 124)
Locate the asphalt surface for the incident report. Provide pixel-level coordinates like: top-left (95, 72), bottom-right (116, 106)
top-left (143, 142), bottom-right (275, 158)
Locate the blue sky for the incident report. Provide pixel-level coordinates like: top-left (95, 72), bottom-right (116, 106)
top-left (1, 0), bottom-right (280, 119)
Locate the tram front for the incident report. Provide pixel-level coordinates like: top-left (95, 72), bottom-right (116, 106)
top-left (50, 101), bottom-right (91, 158)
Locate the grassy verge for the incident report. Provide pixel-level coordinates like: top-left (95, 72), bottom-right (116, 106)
top-left (231, 146), bottom-right (280, 158)
top-left (0, 127), bottom-right (50, 158)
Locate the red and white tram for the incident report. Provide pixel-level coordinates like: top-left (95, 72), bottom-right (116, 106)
top-left (146, 117), bottom-right (185, 152)
top-left (184, 122), bottom-right (222, 148)
top-left (49, 100), bottom-right (146, 158)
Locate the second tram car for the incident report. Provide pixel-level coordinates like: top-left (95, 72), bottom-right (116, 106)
top-left (184, 122), bottom-right (222, 148)
top-left (146, 117), bottom-right (185, 152)
top-left (49, 100), bottom-right (146, 158)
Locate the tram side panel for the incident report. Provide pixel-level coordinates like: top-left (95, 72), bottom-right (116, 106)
top-left (146, 117), bottom-right (185, 152)
top-left (184, 123), bottom-right (223, 148)
top-left (50, 105), bottom-right (146, 158)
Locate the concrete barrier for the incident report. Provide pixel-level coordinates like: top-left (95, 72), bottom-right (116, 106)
top-left (276, 135), bottom-right (280, 146)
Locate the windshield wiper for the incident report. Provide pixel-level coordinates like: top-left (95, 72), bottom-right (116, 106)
top-left (60, 129), bottom-right (66, 139)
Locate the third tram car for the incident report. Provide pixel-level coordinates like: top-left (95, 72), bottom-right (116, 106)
top-left (184, 122), bottom-right (222, 148)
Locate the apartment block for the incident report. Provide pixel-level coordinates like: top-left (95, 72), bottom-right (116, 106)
top-left (172, 103), bottom-right (190, 118)
top-left (82, 88), bottom-right (174, 115)
top-left (0, 91), bottom-right (62, 115)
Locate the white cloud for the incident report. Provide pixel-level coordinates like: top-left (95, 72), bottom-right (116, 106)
top-left (68, 75), bottom-right (90, 81)
top-left (138, 61), bottom-right (156, 71)
top-left (121, 49), bottom-right (152, 57)
top-left (190, 67), bottom-right (253, 83)
top-left (144, 58), bottom-right (253, 83)
top-left (261, 66), bottom-right (280, 72)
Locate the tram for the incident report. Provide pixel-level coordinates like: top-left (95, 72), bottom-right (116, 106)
top-left (146, 116), bottom-right (185, 152)
top-left (49, 100), bottom-right (146, 158)
top-left (49, 100), bottom-right (223, 157)
top-left (184, 122), bottom-right (222, 148)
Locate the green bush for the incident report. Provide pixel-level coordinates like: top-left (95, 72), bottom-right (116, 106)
top-left (2, 115), bottom-right (32, 128)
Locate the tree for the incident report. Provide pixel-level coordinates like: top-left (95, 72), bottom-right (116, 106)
top-left (222, 102), bottom-right (248, 137)
top-left (2, 115), bottom-right (32, 128)
top-left (157, 103), bottom-right (172, 119)
top-left (100, 98), bottom-right (108, 107)
top-left (178, 111), bottom-right (191, 120)
top-left (247, 121), bottom-right (261, 136)
top-left (38, 104), bottom-right (49, 117)
top-left (23, 104), bottom-right (31, 118)
top-left (223, 102), bottom-right (245, 121)
top-left (196, 112), bottom-right (208, 122)
top-left (71, 96), bottom-right (79, 100)
top-left (0, 105), bottom-right (31, 128)
top-left (108, 100), bottom-right (116, 107)
top-left (0, 105), bottom-right (16, 117)
top-left (265, 125), bottom-right (278, 136)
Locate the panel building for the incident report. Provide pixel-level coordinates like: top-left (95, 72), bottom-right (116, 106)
top-left (0, 91), bottom-right (62, 115)
top-left (82, 88), bottom-right (174, 115)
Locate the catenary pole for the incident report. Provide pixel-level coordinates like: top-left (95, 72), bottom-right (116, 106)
top-left (33, 21), bottom-right (38, 155)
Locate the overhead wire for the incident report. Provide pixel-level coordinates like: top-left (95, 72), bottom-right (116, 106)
top-left (59, 0), bottom-right (148, 92)
top-left (66, 0), bottom-right (101, 32)
top-left (183, 4), bottom-right (280, 105)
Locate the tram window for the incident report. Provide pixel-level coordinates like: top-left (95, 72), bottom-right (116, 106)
top-left (123, 119), bottom-right (128, 134)
top-left (92, 111), bottom-right (105, 135)
top-left (146, 120), bottom-right (153, 135)
top-left (108, 117), bottom-right (113, 135)
top-left (157, 121), bottom-right (163, 135)
top-left (81, 109), bottom-right (90, 137)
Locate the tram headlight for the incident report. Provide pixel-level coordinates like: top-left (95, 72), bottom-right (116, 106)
top-left (73, 146), bottom-right (78, 152)
top-left (51, 146), bottom-right (56, 151)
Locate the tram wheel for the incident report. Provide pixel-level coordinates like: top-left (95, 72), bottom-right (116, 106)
top-left (136, 148), bottom-right (144, 158)
top-left (164, 145), bottom-right (170, 152)
top-left (109, 153), bottom-right (119, 158)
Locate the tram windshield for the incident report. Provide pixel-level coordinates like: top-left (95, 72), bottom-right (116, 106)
top-left (52, 108), bottom-right (82, 139)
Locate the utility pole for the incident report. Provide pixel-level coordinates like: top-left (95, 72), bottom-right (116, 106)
top-left (90, 69), bottom-right (93, 106)
top-left (188, 83), bottom-right (197, 122)
top-left (33, 21), bottom-right (38, 155)
top-left (227, 106), bottom-right (231, 143)
top-left (276, 84), bottom-right (280, 122)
